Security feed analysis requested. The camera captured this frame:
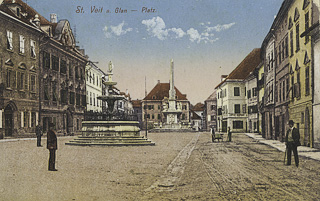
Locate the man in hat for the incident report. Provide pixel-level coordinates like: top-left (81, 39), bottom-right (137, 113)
top-left (285, 120), bottom-right (300, 167)
top-left (35, 125), bottom-right (43, 147)
top-left (47, 122), bottom-right (58, 171)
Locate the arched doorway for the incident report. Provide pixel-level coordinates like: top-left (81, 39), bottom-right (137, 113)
top-left (4, 103), bottom-right (15, 137)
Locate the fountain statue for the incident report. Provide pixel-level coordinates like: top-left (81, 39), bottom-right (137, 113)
top-left (66, 61), bottom-right (155, 146)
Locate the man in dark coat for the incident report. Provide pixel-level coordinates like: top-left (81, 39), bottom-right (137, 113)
top-left (211, 127), bottom-right (215, 142)
top-left (36, 125), bottom-right (43, 147)
top-left (47, 123), bottom-right (58, 171)
top-left (285, 120), bottom-right (300, 167)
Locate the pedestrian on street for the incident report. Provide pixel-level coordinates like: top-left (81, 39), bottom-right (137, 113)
top-left (227, 127), bottom-right (232, 142)
top-left (36, 125), bottom-right (43, 147)
top-left (211, 127), bottom-right (215, 142)
top-left (285, 120), bottom-right (300, 167)
top-left (47, 122), bottom-right (58, 171)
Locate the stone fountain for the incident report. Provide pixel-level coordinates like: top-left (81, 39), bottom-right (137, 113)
top-left (66, 61), bottom-right (155, 146)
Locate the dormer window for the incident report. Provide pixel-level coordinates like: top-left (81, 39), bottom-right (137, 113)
top-left (17, 8), bottom-right (20, 17)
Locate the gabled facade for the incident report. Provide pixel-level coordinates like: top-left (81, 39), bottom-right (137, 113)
top-left (287, 0), bottom-right (314, 147)
top-left (142, 81), bottom-right (190, 129)
top-left (204, 90), bottom-right (217, 131)
top-left (216, 49), bottom-right (261, 133)
top-left (191, 102), bottom-right (205, 131)
top-left (86, 61), bottom-right (104, 113)
top-left (257, 63), bottom-right (265, 136)
top-left (0, 0), bottom-right (42, 137)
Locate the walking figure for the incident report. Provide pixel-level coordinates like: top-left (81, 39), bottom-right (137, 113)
top-left (47, 123), bottom-right (58, 171)
top-left (227, 127), bottom-right (232, 142)
top-left (36, 125), bottom-right (43, 147)
top-left (211, 127), bottom-right (215, 142)
top-left (285, 120), bottom-right (300, 167)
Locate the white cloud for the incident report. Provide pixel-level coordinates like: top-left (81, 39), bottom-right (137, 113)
top-left (142, 16), bottom-right (168, 40)
top-left (103, 21), bottom-right (132, 38)
top-left (187, 28), bottom-right (201, 43)
top-left (170, 28), bottom-right (186, 38)
top-left (206, 22), bottom-right (236, 32)
top-left (141, 16), bottom-right (229, 44)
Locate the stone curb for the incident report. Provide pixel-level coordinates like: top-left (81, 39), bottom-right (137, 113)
top-left (245, 133), bottom-right (320, 161)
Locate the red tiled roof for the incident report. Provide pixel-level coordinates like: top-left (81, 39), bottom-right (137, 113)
top-left (144, 83), bottom-right (188, 101)
top-left (132, 100), bottom-right (142, 108)
top-left (191, 111), bottom-right (201, 120)
top-left (192, 102), bottom-right (204, 111)
top-left (2, 0), bottom-right (51, 26)
top-left (215, 48), bottom-right (261, 89)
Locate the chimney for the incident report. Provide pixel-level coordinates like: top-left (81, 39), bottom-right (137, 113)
top-left (126, 89), bottom-right (129, 95)
top-left (50, 13), bottom-right (57, 23)
top-left (158, 80), bottom-right (160, 84)
top-left (221, 75), bottom-right (228, 81)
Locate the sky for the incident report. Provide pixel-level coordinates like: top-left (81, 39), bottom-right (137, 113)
top-left (26, 0), bottom-right (284, 105)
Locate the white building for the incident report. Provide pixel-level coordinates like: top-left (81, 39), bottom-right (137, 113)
top-left (215, 49), bottom-right (261, 133)
top-left (86, 61), bottom-right (104, 113)
top-left (244, 68), bottom-right (259, 133)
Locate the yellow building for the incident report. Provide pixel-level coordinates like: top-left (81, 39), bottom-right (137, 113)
top-left (288, 0), bottom-right (313, 147)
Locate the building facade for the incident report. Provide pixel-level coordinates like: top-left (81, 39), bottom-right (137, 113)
top-left (244, 70), bottom-right (259, 133)
top-left (204, 90), bottom-right (217, 131)
top-left (0, 1), bottom-right (42, 138)
top-left (216, 49), bottom-right (261, 133)
top-left (86, 61), bottom-right (103, 113)
top-left (288, 0), bottom-right (314, 147)
top-left (142, 82), bottom-right (190, 129)
top-left (40, 17), bottom-right (87, 135)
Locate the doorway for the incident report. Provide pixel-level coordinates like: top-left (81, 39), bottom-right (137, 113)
top-left (4, 104), bottom-right (14, 137)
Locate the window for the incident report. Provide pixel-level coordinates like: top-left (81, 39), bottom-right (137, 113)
top-left (52, 84), bottom-right (57, 102)
top-left (234, 87), bottom-right (240, 96)
top-left (61, 90), bottom-right (68, 104)
top-left (69, 92), bottom-right (75, 105)
top-left (305, 12), bottom-right (310, 43)
top-left (234, 104), bottom-right (240, 114)
top-left (283, 80), bottom-right (286, 101)
top-left (93, 73), bottom-right (95, 85)
top-left (30, 75), bottom-right (36, 92)
top-left (152, 114), bottom-right (154, 119)
top-left (7, 31), bottom-right (13, 50)
top-left (211, 105), bottom-right (214, 110)
top-left (31, 112), bottom-right (36, 128)
top-left (290, 30), bottom-right (294, 56)
top-left (291, 75), bottom-right (294, 100)
top-left (82, 95), bottom-right (86, 106)
top-left (285, 36), bottom-right (289, 57)
top-left (233, 121), bottom-right (243, 129)
top-left (248, 90), bottom-right (251, 99)
top-left (69, 63), bottom-right (73, 78)
top-left (30, 40), bottom-right (36, 58)
top-left (76, 93), bottom-right (81, 106)
top-left (218, 108), bottom-right (222, 115)
top-left (44, 82), bottom-right (49, 100)
top-left (305, 66), bottom-right (310, 95)
top-left (19, 35), bottom-right (25, 54)
top-left (301, 112), bottom-right (304, 124)
top-left (279, 82), bottom-right (282, 102)
top-left (17, 72), bottom-right (24, 90)
top-left (242, 104), bottom-right (247, 114)
top-left (43, 52), bottom-right (50, 68)
top-left (211, 115), bottom-right (215, 121)
top-left (282, 41), bottom-right (285, 60)
top-left (182, 114), bottom-right (185, 120)
top-left (158, 114), bottom-right (161, 120)
top-left (90, 92), bottom-right (92, 105)
top-left (60, 60), bottom-right (67, 74)
top-left (93, 93), bottom-right (95, 106)
top-left (24, 111), bottom-right (28, 128)
top-left (296, 24), bottom-right (300, 52)
top-left (52, 55), bottom-right (59, 71)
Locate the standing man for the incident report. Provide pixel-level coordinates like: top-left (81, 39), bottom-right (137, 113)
top-left (211, 127), bottom-right (215, 142)
top-left (36, 125), bottom-right (43, 147)
top-left (47, 122), bottom-right (58, 171)
top-left (227, 127), bottom-right (232, 142)
top-left (285, 120), bottom-right (300, 167)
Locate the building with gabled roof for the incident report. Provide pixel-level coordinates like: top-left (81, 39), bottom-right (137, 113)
top-left (204, 90), bottom-right (217, 131)
top-left (215, 48), bottom-right (261, 133)
top-left (142, 81), bottom-right (190, 130)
